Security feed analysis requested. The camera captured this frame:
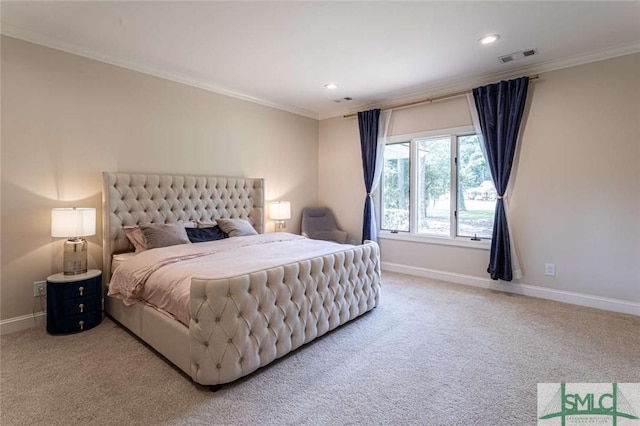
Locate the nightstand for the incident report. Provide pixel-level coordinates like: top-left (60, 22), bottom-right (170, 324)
top-left (46, 269), bottom-right (102, 334)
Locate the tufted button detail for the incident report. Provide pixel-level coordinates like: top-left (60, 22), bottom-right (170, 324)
top-left (216, 364), bottom-right (221, 369)
top-left (215, 317), bottom-right (220, 322)
top-left (104, 179), bottom-right (380, 385)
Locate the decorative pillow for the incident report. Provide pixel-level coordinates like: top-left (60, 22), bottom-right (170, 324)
top-left (123, 226), bottom-right (147, 253)
top-left (196, 220), bottom-right (217, 228)
top-left (139, 223), bottom-right (191, 249)
top-left (186, 226), bottom-right (228, 243)
top-left (216, 218), bottom-right (258, 237)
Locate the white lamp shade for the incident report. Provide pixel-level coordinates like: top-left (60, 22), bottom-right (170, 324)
top-left (269, 201), bottom-right (291, 220)
top-left (51, 208), bottom-right (96, 238)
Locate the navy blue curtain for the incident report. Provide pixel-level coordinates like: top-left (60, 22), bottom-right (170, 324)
top-left (357, 109), bottom-right (381, 243)
top-left (473, 77), bottom-right (529, 281)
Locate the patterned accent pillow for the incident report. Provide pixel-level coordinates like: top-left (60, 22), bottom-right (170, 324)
top-left (216, 218), bottom-right (258, 237)
top-left (123, 226), bottom-right (147, 253)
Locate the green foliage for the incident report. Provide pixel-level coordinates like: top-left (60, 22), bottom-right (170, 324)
top-left (382, 146), bottom-right (410, 230)
top-left (458, 135), bottom-right (491, 189)
top-left (382, 208), bottom-right (409, 231)
top-left (381, 134), bottom-right (494, 237)
top-left (418, 137), bottom-right (450, 218)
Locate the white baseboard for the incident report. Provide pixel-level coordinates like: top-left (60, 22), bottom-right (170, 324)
top-left (0, 312), bottom-right (46, 335)
top-left (381, 262), bottom-right (640, 316)
top-left (2, 264), bottom-right (637, 335)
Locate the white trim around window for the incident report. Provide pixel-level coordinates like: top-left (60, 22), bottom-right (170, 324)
top-left (378, 230), bottom-right (491, 250)
top-left (377, 125), bottom-right (492, 251)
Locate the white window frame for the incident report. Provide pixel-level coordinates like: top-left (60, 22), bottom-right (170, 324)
top-left (377, 125), bottom-right (491, 250)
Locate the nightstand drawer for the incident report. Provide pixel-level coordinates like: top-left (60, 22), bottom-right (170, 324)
top-left (62, 294), bottom-right (99, 315)
top-left (60, 278), bottom-right (99, 299)
top-left (54, 312), bottom-right (101, 334)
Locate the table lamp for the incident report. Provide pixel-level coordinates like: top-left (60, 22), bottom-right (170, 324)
top-left (51, 207), bottom-right (96, 275)
top-left (269, 201), bottom-right (291, 229)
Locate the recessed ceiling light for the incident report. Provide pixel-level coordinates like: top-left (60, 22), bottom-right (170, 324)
top-left (324, 83), bottom-right (338, 90)
top-left (479, 34), bottom-right (501, 45)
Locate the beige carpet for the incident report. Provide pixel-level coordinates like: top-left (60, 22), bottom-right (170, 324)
top-left (1, 271), bottom-right (638, 425)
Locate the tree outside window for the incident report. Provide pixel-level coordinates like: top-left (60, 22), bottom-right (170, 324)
top-left (381, 130), bottom-right (494, 240)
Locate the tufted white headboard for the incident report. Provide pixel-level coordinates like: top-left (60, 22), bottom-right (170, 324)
top-left (102, 172), bottom-right (264, 281)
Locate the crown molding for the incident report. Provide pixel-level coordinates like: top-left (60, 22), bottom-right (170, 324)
top-left (1, 24), bottom-right (320, 120)
top-left (3, 22), bottom-right (638, 122)
top-left (325, 40), bottom-right (640, 120)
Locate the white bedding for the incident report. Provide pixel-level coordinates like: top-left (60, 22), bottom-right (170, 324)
top-left (108, 233), bottom-right (353, 325)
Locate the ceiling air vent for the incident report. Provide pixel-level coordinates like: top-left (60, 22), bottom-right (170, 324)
top-left (332, 97), bottom-right (353, 103)
top-left (499, 49), bottom-right (537, 64)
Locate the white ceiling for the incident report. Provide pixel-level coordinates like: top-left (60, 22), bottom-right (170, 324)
top-left (2, 1), bottom-right (639, 119)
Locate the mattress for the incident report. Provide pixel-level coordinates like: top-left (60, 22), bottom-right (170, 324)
top-left (108, 233), bottom-right (355, 325)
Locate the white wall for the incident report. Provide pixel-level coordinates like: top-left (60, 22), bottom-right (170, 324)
top-left (2, 36), bottom-right (637, 326)
top-left (319, 53), bottom-right (640, 305)
top-left (317, 113), bottom-right (364, 242)
top-left (511, 53), bottom-right (639, 303)
top-left (1, 36), bottom-right (319, 321)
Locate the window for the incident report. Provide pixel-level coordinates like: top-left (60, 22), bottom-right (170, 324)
top-left (380, 127), bottom-right (495, 242)
top-left (381, 143), bottom-right (410, 232)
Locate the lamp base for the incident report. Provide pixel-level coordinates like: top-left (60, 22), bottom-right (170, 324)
top-left (63, 238), bottom-right (88, 275)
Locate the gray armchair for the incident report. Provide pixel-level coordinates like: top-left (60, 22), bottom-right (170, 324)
top-left (301, 207), bottom-right (349, 244)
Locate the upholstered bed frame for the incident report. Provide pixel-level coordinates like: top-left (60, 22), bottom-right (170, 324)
top-left (102, 172), bottom-right (381, 387)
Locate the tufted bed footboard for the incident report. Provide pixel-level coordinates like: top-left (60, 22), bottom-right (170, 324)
top-left (189, 242), bottom-right (380, 385)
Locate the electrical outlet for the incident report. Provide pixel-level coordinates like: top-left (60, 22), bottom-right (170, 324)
top-left (33, 281), bottom-right (46, 297)
top-left (545, 263), bottom-right (556, 277)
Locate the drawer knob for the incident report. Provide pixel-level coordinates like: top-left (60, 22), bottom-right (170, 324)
top-left (78, 286), bottom-right (84, 296)
top-left (79, 320), bottom-right (85, 330)
top-left (79, 303), bottom-right (84, 313)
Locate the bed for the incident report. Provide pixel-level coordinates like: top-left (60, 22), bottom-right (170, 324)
top-left (102, 172), bottom-right (381, 387)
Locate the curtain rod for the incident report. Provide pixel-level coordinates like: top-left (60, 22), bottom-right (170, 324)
top-left (342, 74), bottom-right (539, 119)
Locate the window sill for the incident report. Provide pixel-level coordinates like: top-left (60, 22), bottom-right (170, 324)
top-left (378, 231), bottom-right (491, 250)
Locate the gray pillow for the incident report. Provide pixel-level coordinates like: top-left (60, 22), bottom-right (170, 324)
top-left (216, 218), bottom-right (258, 237)
top-left (139, 223), bottom-right (191, 249)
